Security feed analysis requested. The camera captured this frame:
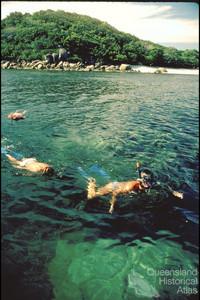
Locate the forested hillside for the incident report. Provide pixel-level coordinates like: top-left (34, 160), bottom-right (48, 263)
top-left (1, 10), bottom-right (199, 68)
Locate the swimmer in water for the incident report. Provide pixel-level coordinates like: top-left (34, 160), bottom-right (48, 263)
top-left (6, 154), bottom-right (54, 174)
top-left (87, 161), bottom-right (184, 214)
top-left (87, 162), bottom-right (152, 214)
top-left (7, 110), bottom-right (26, 120)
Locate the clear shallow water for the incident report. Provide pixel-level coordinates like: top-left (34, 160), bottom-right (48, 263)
top-left (1, 70), bottom-right (199, 300)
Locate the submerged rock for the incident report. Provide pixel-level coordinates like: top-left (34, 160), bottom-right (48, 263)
top-left (48, 237), bottom-right (129, 300)
top-left (128, 269), bottom-right (160, 298)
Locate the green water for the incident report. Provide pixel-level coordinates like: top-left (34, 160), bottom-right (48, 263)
top-left (1, 70), bottom-right (199, 300)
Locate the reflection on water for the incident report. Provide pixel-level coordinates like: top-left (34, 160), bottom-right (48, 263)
top-left (1, 70), bottom-right (199, 300)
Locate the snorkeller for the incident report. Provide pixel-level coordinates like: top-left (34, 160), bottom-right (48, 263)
top-left (87, 161), bottom-right (184, 214)
top-left (87, 162), bottom-right (154, 214)
top-left (5, 153), bottom-right (54, 175)
top-left (8, 110), bottom-right (26, 120)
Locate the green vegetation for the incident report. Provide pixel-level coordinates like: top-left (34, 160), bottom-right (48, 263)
top-left (1, 10), bottom-right (199, 68)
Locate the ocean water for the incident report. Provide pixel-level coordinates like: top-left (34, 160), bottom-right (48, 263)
top-left (1, 70), bottom-right (199, 300)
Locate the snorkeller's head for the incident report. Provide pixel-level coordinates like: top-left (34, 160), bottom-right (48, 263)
top-left (42, 166), bottom-right (55, 176)
top-left (140, 168), bottom-right (154, 188)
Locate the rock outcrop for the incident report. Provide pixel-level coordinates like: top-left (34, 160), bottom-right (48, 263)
top-left (119, 64), bottom-right (131, 71)
top-left (58, 48), bottom-right (69, 62)
top-left (154, 67), bottom-right (168, 74)
top-left (1, 60), bottom-right (171, 74)
top-left (45, 54), bottom-right (53, 64)
top-left (105, 65), bottom-right (116, 71)
top-left (52, 53), bottom-right (59, 64)
top-left (2, 61), bottom-right (10, 69)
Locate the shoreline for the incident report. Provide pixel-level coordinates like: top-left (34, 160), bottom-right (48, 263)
top-left (1, 60), bottom-right (199, 75)
top-left (131, 65), bottom-right (199, 75)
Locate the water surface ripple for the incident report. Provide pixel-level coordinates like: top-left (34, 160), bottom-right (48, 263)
top-left (2, 70), bottom-right (199, 300)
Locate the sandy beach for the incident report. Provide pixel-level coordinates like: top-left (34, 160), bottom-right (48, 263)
top-left (132, 65), bottom-right (199, 75)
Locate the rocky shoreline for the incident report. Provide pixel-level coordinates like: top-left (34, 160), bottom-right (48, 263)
top-left (1, 60), bottom-right (144, 72)
top-left (1, 60), bottom-right (198, 75)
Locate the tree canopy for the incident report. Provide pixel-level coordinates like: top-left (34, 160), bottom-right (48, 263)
top-left (1, 10), bottom-right (199, 68)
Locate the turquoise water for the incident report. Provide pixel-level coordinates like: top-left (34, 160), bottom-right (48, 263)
top-left (1, 70), bottom-right (199, 300)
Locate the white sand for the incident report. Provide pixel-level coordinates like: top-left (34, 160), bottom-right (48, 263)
top-left (132, 65), bottom-right (199, 75)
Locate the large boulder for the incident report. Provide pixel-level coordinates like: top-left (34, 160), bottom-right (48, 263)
top-left (69, 63), bottom-right (78, 70)
top-left (45, 54), bottom-right (53, 64)
top-left (63, 61), bottom-right (70, 70)
top-left (2, 61), bottom-right (10, 69)
top-left (29, 60), bottom-right (40, 68)
top-left (76, 62), bottom-right (83, 67)
top-left (31, 61), bottom-right (44, 69)
top-left (85, 65), bottom-right (94, 71)
top-left (105, 65), bottom-right (116, 71)
top-left (31, 60), bottom-right (40, 65)
top-left (55, 61), bottom-right (63, 69)
top-left (99, 65), bottom-right (106, 71)
top-left (58, 48), bottom-right (68, 61)
top-left (37, 63), bottom-right (44, 70)
top-left (21, 60), bottom-right (27, 67)
top-left (158, 67), bottom-right (167, 73)
top-left (45, 53), bottom-right (59, 64)
top-left (120, 64), bottom-right (131, 71)
top-left (9, 62), bottom-right (17, 69)
top-left (154, 67), bottom-right (168, 74)
top-left (52, 53), bottom-right (59, 64)
top-left (94, 62), bottom-right (102, 69)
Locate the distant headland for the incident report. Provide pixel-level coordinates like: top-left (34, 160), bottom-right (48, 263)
top-left (1, 10), bottom-right (199, 72)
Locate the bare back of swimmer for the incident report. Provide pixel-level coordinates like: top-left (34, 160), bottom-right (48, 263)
top-left (87, 176), bottom-right (150, 214)
top-left (87, 161), bottom-right (184, 214)
top-left (6, 154), bottom-right (54, 174)
top-left (8, 110), bottom-right (26, 120)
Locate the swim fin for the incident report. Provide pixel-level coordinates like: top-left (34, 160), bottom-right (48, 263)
top-left (89, 164), bottom-right (110, 180)
top-left (77, 166), bottom-right (90, 179)
top-left (1, 147), bottom-right (24, 160)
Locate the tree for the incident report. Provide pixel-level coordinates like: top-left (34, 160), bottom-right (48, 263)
top-left (180, 49), bottom-right (199, 68)
top-left (163, 48), bottom-right (181, 67)
top-left (145, 47), bottom-right (164, 66)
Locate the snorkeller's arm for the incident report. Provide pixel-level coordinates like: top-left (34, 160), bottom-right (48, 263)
top-left (167, 185), bottom-right (184, 199)
top-left (6, 154), bottom-right (27, 169)
top-left (136, 161), bottom-right (142, 178)
top-left (6, 154), bottom-right (21, 165)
